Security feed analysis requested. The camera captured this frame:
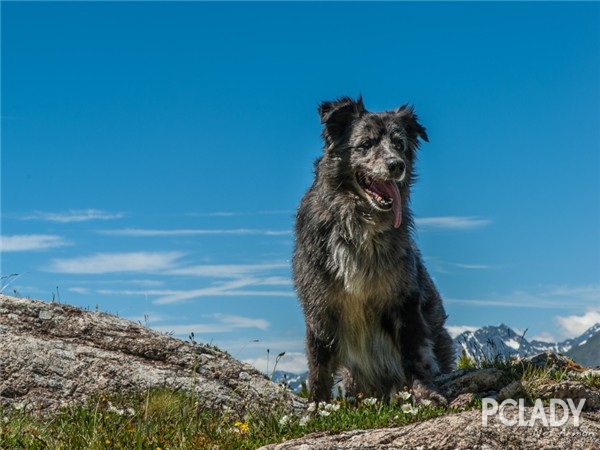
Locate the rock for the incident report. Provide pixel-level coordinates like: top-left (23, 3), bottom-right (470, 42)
top-left (258, 408), bottom-right (600, 450)
top-left (440, 368), bottom-right (506, 399)
top-left (535, 381), bottom-right (600, 410)
top-left (497, 380), bottom-right (526, 402)
top-left (521, 352), bottom-right (587, 372)
top-left (0, 295), bottom-right (304, 417)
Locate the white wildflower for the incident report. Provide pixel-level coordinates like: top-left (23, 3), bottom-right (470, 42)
top-left (107, 402), bottom-right (125, 416)
top-left (299, 415), bottom-right (311, 427)
top-left (324, 403), bottom-right (340, 412)
top-left (279, 415), bottom-right (290, 427)
top-left (401, 404), bottom-right (419, 415)
top-left (397, 391), bottom-right (411, 401)
top-left (362, 397), bottom-right (378, 406)
top-left (318, 409), bottom-right (331, 417)
top-left (307, 402), bottom-right (317, 413)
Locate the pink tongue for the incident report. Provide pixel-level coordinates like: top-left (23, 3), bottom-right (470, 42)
top-left (370, 180), bottom-right (402, 228)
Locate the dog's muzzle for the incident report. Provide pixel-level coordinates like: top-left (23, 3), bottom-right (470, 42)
top-left (356, 172), bottom-right (403, 229)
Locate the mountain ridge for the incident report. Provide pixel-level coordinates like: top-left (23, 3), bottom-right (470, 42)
top-left (455, 322), bottom-right (600, 367)
top-left (273, 323), bottom-right (600, 391)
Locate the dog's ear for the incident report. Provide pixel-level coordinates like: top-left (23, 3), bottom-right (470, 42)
top-left (396, 104), bottom-right (429, 143)
top-left (318, 96), bottom-right (366, 148)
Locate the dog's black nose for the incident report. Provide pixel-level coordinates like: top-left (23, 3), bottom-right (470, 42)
top-left (387, 159), bottom-right (406, 179)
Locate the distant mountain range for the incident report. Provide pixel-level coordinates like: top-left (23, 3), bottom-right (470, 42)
top-left (272, 323), bottom-right (600, 392)
top-left (455, 323), bottom-right (600, 368)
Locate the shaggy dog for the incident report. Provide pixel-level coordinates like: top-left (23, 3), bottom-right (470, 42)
top-left (293, 96), bottom-right (454, 404)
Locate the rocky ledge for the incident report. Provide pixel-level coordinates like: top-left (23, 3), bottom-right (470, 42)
top-left (0, 294), bottom-right (303, 417)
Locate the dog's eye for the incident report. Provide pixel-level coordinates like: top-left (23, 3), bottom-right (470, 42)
top-left (391, 135), bottom-right (404, 150)
top-left (357, 139), bottom-right (373, 151)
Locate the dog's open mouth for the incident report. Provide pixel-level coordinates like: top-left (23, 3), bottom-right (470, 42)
top-left (356, 172), bottom-right (402, 228)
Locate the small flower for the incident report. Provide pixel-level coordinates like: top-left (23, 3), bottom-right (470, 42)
top-left (279, 415), bottom-right (290, 427)
top-left (397, 391), bottom-right (412, 401)
top-left (401, 404), bottom-right (419, 415)
top-left (233, 421), bottom-right (249, 433)
top-left (299, 415), bottom-right (311, 427)
top-left (362, 397), bottom-right (378, 406)
top-left (318, 409), bottom-right (331, 417)
top-left (307, 402), bottom-right (317, 413)
top-left (324, 403), bottom-right (341, 412)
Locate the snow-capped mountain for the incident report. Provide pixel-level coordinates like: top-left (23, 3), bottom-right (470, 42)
top-left (269, 323), bottom-right (600, 393)
top-left (454, 323), bottom-right (600, 367)
top-left (270, 370), bottom-right (309, 393)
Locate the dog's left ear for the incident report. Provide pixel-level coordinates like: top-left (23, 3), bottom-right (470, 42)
top-left (396, 105), bottom-right (429, 143)
top-left (319, 96), bottom-right (366, 148)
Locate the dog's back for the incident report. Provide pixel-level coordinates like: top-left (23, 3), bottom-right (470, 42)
top-left (293, 97), bottom-right (454, 403)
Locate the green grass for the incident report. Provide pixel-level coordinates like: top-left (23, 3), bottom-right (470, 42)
top-left (0, 389), bottom-right (456, 450)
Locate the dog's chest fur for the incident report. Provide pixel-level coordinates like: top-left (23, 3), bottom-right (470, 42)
top-left (326, 223), bottom-right (417, 390)
top-left (327, 217), bottom-right (416, 296)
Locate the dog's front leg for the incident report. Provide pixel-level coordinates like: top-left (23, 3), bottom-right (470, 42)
top-left (397, 294), bottom-right (448, 406)
top-left (306, 325), bottom-right (337, 403)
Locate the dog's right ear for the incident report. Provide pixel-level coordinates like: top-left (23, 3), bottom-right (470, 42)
top-left (318, 96), bottom-right (366, 148)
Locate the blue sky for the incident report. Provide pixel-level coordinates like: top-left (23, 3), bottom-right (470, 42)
top-left (2, 2), bottom-right (599, 373)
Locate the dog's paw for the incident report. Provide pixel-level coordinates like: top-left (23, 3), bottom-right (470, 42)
top-left (411, 379), bottom-right (448, 407)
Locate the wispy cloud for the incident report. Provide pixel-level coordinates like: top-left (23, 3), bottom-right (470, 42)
top-left (425, 257), bottom-right (497, 274)
top-left (415, 216), bottom-right (491, 230)
top-left (151, 313), bottom-right (270, 335)
top-left (168, 263), bottom-right (290, 278)
top-left (0, 234), bottom-right (69, 252)
top-left (446, 284), bottom-right (600, 310)
top-left (98, 228), bottom-right (291, 237)
top-left (554, 309), bottom-right (600, 340)
top-left (446, 325), bottom-right (480, 339)
top-left (189, 210), bottom-right (293, 218)
top-left (152, 278), bottom-right (295, 305)
top-left (18, 209), bottom-right (124, 223)
top-left (46, 251), bottom-right (184, 274)
top-left (73, 275), bottom-right (294, 305)
top-left (453, 263), bottom-right (493, 270)
top-left (244, 351), bottom-right (308, 374)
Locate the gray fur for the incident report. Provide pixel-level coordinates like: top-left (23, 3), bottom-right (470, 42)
top-left (293, 96), bottom-right (455, 403)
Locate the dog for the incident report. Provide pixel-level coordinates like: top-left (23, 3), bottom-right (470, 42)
top-left (293, 96), bottom-right (455, 404)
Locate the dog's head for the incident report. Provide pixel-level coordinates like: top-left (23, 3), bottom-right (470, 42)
top-left (318, 96), bottom-right (428, 228)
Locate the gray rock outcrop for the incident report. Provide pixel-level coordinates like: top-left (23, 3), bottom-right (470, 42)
top-left (0, 294), bottom-right (303, 417)
top-left (258, 408), bottom-right (600, 450)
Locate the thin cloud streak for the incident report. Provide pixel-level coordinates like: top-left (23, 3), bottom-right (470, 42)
top-left (453, 263), bottom-right (493, 270)
top-left (151, 313), bottom-right (271, 335)
top-left (98, 228), bottom-right (292, 237)
top-left (46, 251), bottom-right (185, 274)
top-left (446, 325), bottom-right (480, 339)
top-left (189, 210), bottom-right (294, 218)
top-left (0, 234), bottom-right (70, 252)
top-left (244, 352), bottom-right (308, 374)
top-left (18, 209), bottom-right (124, 223)
top-left (168, 263), bottom-right (290, 278)
top-left (446, 284), bottom-right (600, 310)
top-left (75, 275), bottom-right (295, 304)
top-left (415, 216), bottom-right (491, 230)
top-left (554, 310), bottom-right (600, 340)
